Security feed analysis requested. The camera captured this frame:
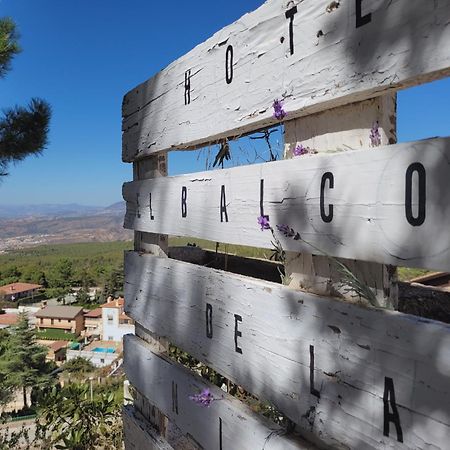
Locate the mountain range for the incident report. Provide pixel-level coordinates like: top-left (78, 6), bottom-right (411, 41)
top-left (0, 202), bottom-right (125, 219)
top-left (0, 202), bottom-right (132, 252)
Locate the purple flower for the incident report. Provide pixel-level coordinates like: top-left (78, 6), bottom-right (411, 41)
top-left (189, 388), bottom-right (215, 408)
top-left (293, 144), bottom-right (318, 156)
top-left (257, 215), bottom-right (271, 231)
top-left (370, 121), bottom-right (381, 147)
top-left (276, 224), bottom-right (291, 234)
top-left (293, 144), bottom-right (309, 156)
top-left (276, 224), bottom-right (301, 240)
top-left (272, 99), bottom-right (287, 120)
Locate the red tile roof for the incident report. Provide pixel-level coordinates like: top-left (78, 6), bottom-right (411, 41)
top-left (0, 313), bottom-right (19, 326)
top-left (48, 341), bottom-right (69, 352)
top-left (40, 340), bottom-right (69, 352)
top-left (0, 283), bottom-right (42, 295)
top-left (84, 308), bottom-right (102, 318)
top-left (101, 297), bottom-right (124, 309)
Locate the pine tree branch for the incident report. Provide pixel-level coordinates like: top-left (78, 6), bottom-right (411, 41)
top-left (0, 17), bottom-right (21, 78)
top-left (0, 98), bottom-right (51, 176)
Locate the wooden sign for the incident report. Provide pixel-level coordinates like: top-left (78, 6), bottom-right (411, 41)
top-left (123, 406), bottom-right (174, 450)
top-left (123, 137), bottom-right (450, 272)
top-left (124, 335), bottom-right (315, 450)
top-left (122, 0), bottom-right (450, 160)
top-left (124, 252), bottom-right (450, 449)
top-left (122, 1), bottom-right (450, 449)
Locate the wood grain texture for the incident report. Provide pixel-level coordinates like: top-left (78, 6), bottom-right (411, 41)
top-left (122, 0), bottom-right (450, 160)
top-left (123, 406), bottom-right (174, 450)
top-left (124, 335), bottom-right (317, 450)
top-left (124, 252), bottom-right (450, 449)
top-left (134, 154), bottom-right (169, 257)
top-left (283, 95), bottom-right (397, 307)
top-left (131, 149), bottom-right (170, 437)
top-left (283, 252), bottom-right (395, 305)
top-left (123, 137), bottom-right (450, 272)
top-left (283, 95), bottom-right (397, 156)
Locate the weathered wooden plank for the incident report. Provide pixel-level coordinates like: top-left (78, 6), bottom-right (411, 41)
top-left (124, 252), bottom-right (450, 450)
top-left (283, 95), bottom-right (397, 157)
top-left (169, 244), bottom-right (394, 306)
top-left (123, 405), bottom-right (174, 450)
top-left (131, 148), bottom-right (170, 437)
top-left (123, 137), bottom-right (450, 272)
top-left (283, 94), bottom-right (398, 308)
top-left (134, 154), bottom-right (169, 257)
top-left (122, 0), bottom-right (450, 160)
top-left (124, 335), bottom-right (316, 450)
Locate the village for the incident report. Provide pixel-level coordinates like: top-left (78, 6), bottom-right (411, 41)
top-left (0, 282), bottom-right (133, 371)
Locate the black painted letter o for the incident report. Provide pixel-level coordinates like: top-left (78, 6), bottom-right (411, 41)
top-left (405, 163), bottom-right (426, 226)
top-left (225, 45), bottom-right (233, 84)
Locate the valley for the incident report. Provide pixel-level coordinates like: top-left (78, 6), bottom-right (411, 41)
top-left (0, 202), bottom-right (132, 252)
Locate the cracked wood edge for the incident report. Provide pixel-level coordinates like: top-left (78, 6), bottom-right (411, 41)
top-left (127, 153), bottom-right (170, 441)
top-left (122, 0), bottom-right (450, 160)
top-left (124, 335), bottom-right (317, 450)
top-left (123, 405), bottom-right (174, 450)
top-left (124, 252), bottom-right (450, 450)
top-left (123, 136), bottom-right (450, 273)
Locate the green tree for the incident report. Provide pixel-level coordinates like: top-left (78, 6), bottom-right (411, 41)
top-left (47, 258), bottom-right (73, 290)
top-left (21, 266), bottom-right (47, 285)
top-left (103, 264), bottom-right (124, 298)
top-left (73, 266), bottom-right (95, 295)
top-left (0, 264), bottom-right (21, 285)
top-left (0, 313), bottom-right (55, 408)
top-left (38, 271), bottom-right (48, 288)
top-left (62, 357), bottom-right (95, 374)
top-left (0, 17), bottom-right (20, 77)
top-left (0, 17), bottom-right (51, 177)
top-left (36, 383), bottom-right (123, 450)
top-left (75, 286), bottom-right (92, 305)
top-left (45, 287), bottom-right (69, 302)
top-left (0, 329), bottom-right (13, 406)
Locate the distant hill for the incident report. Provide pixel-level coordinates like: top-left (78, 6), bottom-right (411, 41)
top-left (0, 202), bottom-right (131, 252)
top-left (94, 202), bottom-right (126, 216)
top-left (0, 202), bottom-right (126, 219)
top-left (0, 203), bottom-right (94, 219)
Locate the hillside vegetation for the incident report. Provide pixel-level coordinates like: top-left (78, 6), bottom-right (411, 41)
top-left (0, 239), bottom-right (425, 296)
top-left (0, 241), bottom-right (133, 301)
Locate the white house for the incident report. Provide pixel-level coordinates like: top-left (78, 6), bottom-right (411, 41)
top-left (66, 346), bottom-right (119, 368)
top-left (101, 297), bottom-right (134, 342)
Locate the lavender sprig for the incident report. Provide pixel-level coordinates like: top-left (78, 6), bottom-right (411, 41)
top-left (369, 121), bottom-right (381, 147)
top-left (293, 144), bottom-right (318, 156)
top-left (257, 215), bottom-right (271, 231)
top-left (272, 99), bottom-right (287, 121)
top-left (276, 224), bottom-right (301, 241)
top-left (257, 216), bottom-right (286, 263)
top-left (189, 389), bottom-right (215, 408)
top-left (259, 217), bottom-right (379, 306)
top-left (293, 144), bottom-right (308, 156)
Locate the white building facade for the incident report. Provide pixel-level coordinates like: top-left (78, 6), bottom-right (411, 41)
top-left (66, 348), bottom-right (118, 367)
top-left (101, 297), bottom-right (135, 342)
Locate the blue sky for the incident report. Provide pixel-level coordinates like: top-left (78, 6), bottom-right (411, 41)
top-left (0, 0), bottom-right (449, 206)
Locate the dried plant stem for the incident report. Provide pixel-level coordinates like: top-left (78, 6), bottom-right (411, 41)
top-left (274, 225), bottom-right (379, 307)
